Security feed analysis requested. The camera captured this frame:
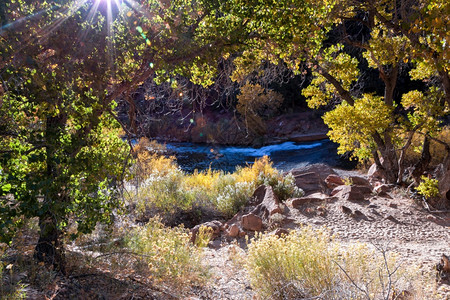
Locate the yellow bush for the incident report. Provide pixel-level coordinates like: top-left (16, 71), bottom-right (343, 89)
top-left (234, 156), bottom-right (278, 186)
top-left (246, 227), bottom-right (335, 299)
top-left (131, 138), bottom-right (177, 181)
top-left (416, 176), bottom-right (440, 198)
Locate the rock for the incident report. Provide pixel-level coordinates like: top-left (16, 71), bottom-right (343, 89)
top-left (341, 205), bottom-right (353, 215)
top-left (385, 215), bottom-right (398, 223)
top-left (353, 210), bottom-right (366, 218)
top-left (331, 185), bottom-right (348, 196)
top-left (349, 176), bottom-right (371, 187)
top-left (325, 174), bottom-right (345, 189)
top-left (292, 172), bottom-right (323, 195)
top-left (436, 254), bottom-right (450, 282)
top-left (273, 228), bottom-right (289, 237)
top-left (251, 185), bottom-right (267, 206)
top-left (374, 184), bottom-right (391, 195)
top-left (208, 239), bottom-right (222, 249)
top-left (227, 224), bottom-right (240, 238)
top-left (290, 163), bottom-right (337, 181)
top-left (190, 220), bottom-right (223, 244)
top-left (368, 163), bottom-right (384, 181)
top-left (434, 163), bottom-right (450, 209)
top-left (242, 213), bottom-right (263, 231)
top-left (289, 133), bottom-right (328, 142)
top-left (333, 185), bottom-right (366, 202)
top-left (288, 193), bottom-right (328, 209)
top-left (250, 185), bottom-right (282, 219)
top-left (389, 202), bottom-right (398, 209)
top-left (331, 185), bottom-right (371, 198)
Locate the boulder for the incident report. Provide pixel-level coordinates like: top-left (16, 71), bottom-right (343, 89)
top-left (333, 185), bottom-right (366, 202)
top-left (325, 174), bottom-right (345, 189)
top-left (251, 185), bottom-right (267, 206)
top-left (368, 163), bottom-right (384, 181)
top-left (331, 184), bottom-right (372, 196)
top-left (288, 193), bottom-right (328, 209)
top-left (290, 163), bottom-right (336, 181)
top-left (292, 172), bottom-right (323, 195)
top-left (242, 213), bottom-right (263, 231)
top-left (435, 163), bottom-right (450, 209)
top-left (250, 185), bottom-right (282, 219)
top-left (349, 176), bottom-right (371, 187)
top-left (190, 220), bottom-right (223, 244)
top-left (227, 224), bottom-right (240, 238)
top-left (374, 184), bottom-right (391, 195)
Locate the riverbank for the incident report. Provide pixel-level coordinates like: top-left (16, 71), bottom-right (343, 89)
top-left (144, 109), bottom-right (329, 147)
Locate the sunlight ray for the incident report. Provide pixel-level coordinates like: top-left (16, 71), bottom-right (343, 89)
top-left (0, 7), bottom-right (54, 31)
top-left (79, 0), bottom-right (102, 42)
top-left (106, 0), bottom-right (116, 72)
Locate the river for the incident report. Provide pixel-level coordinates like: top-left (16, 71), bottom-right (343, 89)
top-left (165, 139), bottom-right (356, 173)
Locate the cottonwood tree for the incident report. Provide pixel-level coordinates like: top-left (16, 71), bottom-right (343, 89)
top-left (194, 0), bottom-right (449, 189)
top-left (0, 0), bottom-right (262, 270)
top-left (0, 0), bottom-right (134, 271)
top-left (304, 0), bottom-right (449, 187)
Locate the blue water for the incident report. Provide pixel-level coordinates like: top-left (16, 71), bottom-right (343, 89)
top-left (165, 139), bottom-right (355, 173)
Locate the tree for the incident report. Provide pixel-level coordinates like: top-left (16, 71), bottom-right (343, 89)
top-left (0, 0), bottom-right (255, 270)
top-left (190, 0), bottom-right (449, 187)
top-left (0, 0), bottom-right (132, 270)
top-left (303, 0), bottom-right (449, 185)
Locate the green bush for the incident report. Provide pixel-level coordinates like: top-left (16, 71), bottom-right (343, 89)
top-left (417, 176), bottom-right (440, 199)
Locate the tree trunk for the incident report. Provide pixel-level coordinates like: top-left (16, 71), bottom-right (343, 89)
top-left (34, 114), bottom-right (66, 272)
top-left (34, 211), bottom-right (65, 273)
top-left (411, 135), bottom-right (431, 185)
top-left (372, 131), bottom-right (399, 183)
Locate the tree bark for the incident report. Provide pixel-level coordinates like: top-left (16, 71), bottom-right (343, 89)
top-left (371, 131), bottom-right (399, 183)
top-left (34, 114), bottom-right (66, 272)
top-left (411, 135), bottom-right (431, 185)
top-left (34, 212), bottom-right (65, 273)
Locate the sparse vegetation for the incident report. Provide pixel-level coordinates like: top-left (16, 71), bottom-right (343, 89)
top-left (246, 228), bottom-right (432, 300)
top-left (124, 216), bottom-right (207, 288)
top-left (127, 141), bottom-right (302, 219)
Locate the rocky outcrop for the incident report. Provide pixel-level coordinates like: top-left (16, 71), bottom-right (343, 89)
top-left (250, 185), bottom-right (282, 218)
top-left (332, 185), bottom-right (367, 202)
top-left (290, 164), bottom-right (338, 195)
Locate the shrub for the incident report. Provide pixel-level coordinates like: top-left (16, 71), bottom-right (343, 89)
top-left (125, 216), bottom-right (207, 287)
top-left (246, 227), bottom-right (336, 299)
top-left (215, 180), bottom-right (254, 217)
top-left (246, 228), bottom-right (431, 299)
top-left (416, 176), bottom-right (440, 199)
top-left (128, 155), bottom-right (303, 219)
top-left (134, 168), bottom-right (195, 214)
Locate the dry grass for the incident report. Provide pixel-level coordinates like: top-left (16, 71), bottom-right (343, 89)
top-left (246, 227), bottom-right (436, 300)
